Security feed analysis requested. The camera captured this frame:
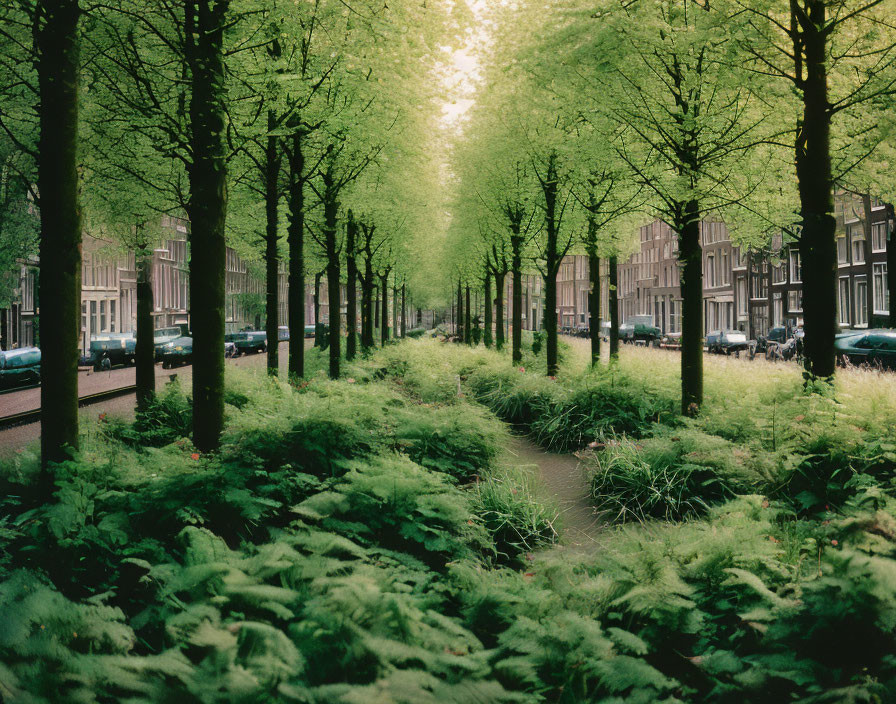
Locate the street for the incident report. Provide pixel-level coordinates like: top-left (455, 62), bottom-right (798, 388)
top-left (0, 339), bottom-right (312, 456)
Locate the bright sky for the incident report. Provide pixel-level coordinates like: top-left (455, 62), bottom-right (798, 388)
top-left (438, 0), bottom-right (492, 130)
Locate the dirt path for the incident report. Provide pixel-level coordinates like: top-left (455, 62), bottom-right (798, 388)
top-left (505, 434), bottom-right (605, 550)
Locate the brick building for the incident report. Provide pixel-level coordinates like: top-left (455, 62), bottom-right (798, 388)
top-left (0, 216), bottom-right (311, 354)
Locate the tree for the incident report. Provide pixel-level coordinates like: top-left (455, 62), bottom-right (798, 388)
top-left (734, 0), bottom-right (896, 378)
top-left (37, 0), bottom-right (82, 469)
top-left (566, 0), bottom-right (770, 414)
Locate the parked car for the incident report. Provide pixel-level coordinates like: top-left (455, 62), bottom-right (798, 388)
top-left (707, 329), bottom-right (749, 355)
top-left (278, 326), bottom-right (290, 341)
top-left (619, 315), bottom-right (662, 343)
top-left (835, 329), bottom-right (896, 369)
top-left (224, 341), bottom-right (236, 358)
top-left (90, 332), bottom-right (136, 370)
top-left (304, 325), bottom-right (316, 338)
top-left (154, 326), bottom-right (186, 358)
top-left (232, 331), bottom-right (267, 355)
top-left (159, 336), bottom-right (193, 368)
top-left (0, 347), bottom-right (41, 388)
top-left (660, 332), bottom-right (682, 350)
top-left (756, 326), bottom-right (803, 353)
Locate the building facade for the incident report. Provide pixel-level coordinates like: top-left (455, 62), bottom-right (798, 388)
top-left (0, 216), bottom-right (303, 353)
top-left (484, 194), bottom-right (891, 339)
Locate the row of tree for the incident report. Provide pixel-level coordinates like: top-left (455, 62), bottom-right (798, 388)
top-left (0, 0), bottom-right (455, 482)
top-left (441, 0), bottom-right (896, 415)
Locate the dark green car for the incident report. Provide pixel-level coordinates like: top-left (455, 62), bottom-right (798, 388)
top-left (619, 315), bottom-right (662, 343)
top-left (90, 333), bottom-right (136, 370)
top-left (232, 331), bottom-right (267, 355)
top-left (0, 347), bottom-right (41, 388)
top-left (159, 336), bottom-right (193, 369)
top-left (835, 329), bottom-right (896, 370)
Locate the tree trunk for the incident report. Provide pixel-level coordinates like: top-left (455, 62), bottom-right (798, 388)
top-left (746, 252), bottom-right (754, 339)
top-left (264, 110), bottom-right (280, 376)
top-left (465, 284), bottom-right (471, 345)
top-left (862, 193), bottom-right (875, 326)
top-left (322, 170), bottom-right (340, 379)
top-left (609, 254), bottom-right (619, 359)
top-left (187, 0), bottom-right (228, 452)
top-left (381, 274), bottom-right (389, 345)
top-left (313, 271), bottom-right (321, 347)
top-left (135, 242), bottom-right (155, 409)
top-left (374, 286), bottom-right (379, 333)
top-left (456, 280), bottom-right (463, 340)
top-left (888, 205), bottom-right (896, 328)
top-left (38, 0), bottom-right (81, 474)
top-left (588, 249), bottom-right (601, 366)
top-left (541, 155), bottom-right (560, 377)
top-left (345, 213), bottom-right (358, 359)
top-left (287, 127), bottom-right (305, 382)
top-left (361, 252), bottom-right (374, 350)
top-left (511, 238), bottom-right (522, 363)
top-left (483, 269), bottom-right (493, 348)
top-left (544, 268), bottom-right (558, 375)
top-left (494, 271), bottom-right (505, 351)
top-left (678, 201), bottom-right (703, 415)
top-left (401, 283), bottom-right (406, 337)
top-left (393, 283), bottom-right (399, 341)
top-left (796, 5), bottom-right (837, 379)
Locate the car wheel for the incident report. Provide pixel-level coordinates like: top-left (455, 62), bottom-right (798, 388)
top-left (162, 360), bottom-right (170, 369)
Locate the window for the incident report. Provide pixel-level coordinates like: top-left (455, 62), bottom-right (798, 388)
top-left (90, 300), bottom-right (97, 336)
top-left (706, 255), bottom-right (715, 287)
top-left (789, 251), bottom-right (802, 282)
top-left (773, 263), bottom-right (786, 284)
top-left (81, 303), bottom-right (87, 334)
top-left (839, 278), bottom-right (851, 326)
top-left (837, 235), bottom-right (848, 264)
top-left (720, 251), bottom-right (729, 285)
top-left (873, 263), bottom-right (889, 314)
top-left (110, 300), bottom-right (116, 332)
top-left (872, 223), bottom-right (888, 252)
top-left (852, 231), bottom-right (866, 264)
top-left (855, 277), bottom-right (868, 326)
top-left (737, 278), bottom-right (747, 315)
top-left (788, 289), bottom-right (803, 313)
top-left (773, 292), bottom-right (783, 326)
top-left (100, 300), bottom-right (107, 332)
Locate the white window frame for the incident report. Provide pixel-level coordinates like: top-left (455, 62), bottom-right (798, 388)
top-left (873, 263), bottom-right (889, 315)
top-left (839, 277), bottom-right (850, 326)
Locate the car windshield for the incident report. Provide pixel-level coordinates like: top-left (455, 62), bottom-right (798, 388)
top-left (626, 316), bottom-right (653, 325)
top-left (725, 332), bottom-right (747, 342)
top-left (154, 327), bottom-right (181, 340)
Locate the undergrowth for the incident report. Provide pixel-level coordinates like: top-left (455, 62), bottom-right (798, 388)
top-left (4, 338), bottom-right (896, 702)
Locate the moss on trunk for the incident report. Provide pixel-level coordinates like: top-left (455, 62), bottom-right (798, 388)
top-left (38, 0), bottom-right (82, 473)
top-left (286, 126), bottom-right (305, 383)
top-left (135, 242), bottom-right (155, 409)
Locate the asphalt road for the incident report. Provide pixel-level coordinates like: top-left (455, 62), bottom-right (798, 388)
top-left (0, 339), bottom-right (312, 456)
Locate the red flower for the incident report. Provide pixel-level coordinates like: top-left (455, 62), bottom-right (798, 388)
top-left (549, 375), bottom-right (557, 381)
top-left (831, 539), bottom-right (839, 546)
top-left (190, 453), bottom-right (200, 461)
top-left (98, 412), bottom-right (107, 422)
top-left (523, 572), bottom-right (536, 579)
top-left (518, 366), bottom-right (526, 372)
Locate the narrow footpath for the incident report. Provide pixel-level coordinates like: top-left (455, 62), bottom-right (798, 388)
top-left (505, 434), bottom-right (605, 550)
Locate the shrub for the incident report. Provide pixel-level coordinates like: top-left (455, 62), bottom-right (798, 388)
top-left (471, 464), bottom-right (560, 563)
top-left (585, 430), bottom-right (764, 522)
top-left (529, 375), bottom-right (677, 452)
